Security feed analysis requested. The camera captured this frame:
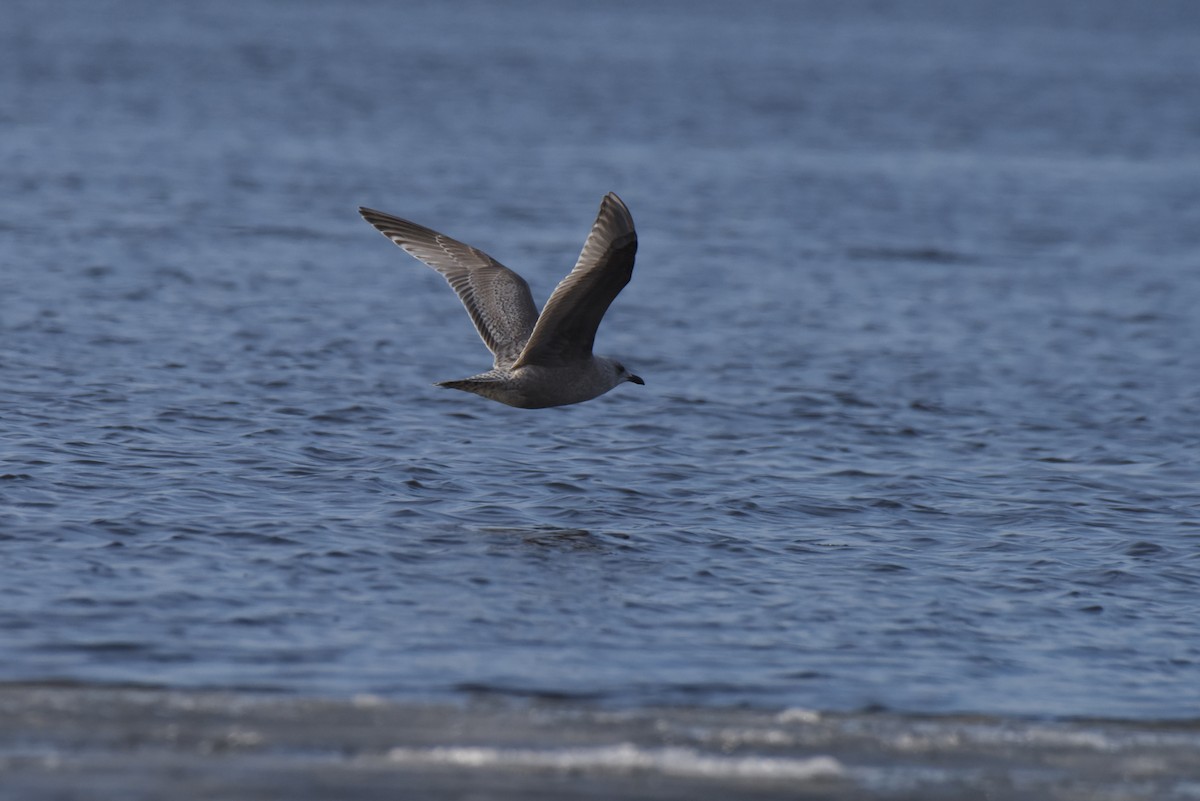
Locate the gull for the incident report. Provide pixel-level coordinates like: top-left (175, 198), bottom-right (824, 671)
top-left (359, 193), bottom-right (644, 408)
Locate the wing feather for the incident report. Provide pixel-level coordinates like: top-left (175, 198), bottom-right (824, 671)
top-left (359, 207), bottom-right (539, 370)
top-left (512, 193), bottom-right (637, 368)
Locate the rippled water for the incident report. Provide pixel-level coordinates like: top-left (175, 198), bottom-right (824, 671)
top-left (3, 0), bottom-right (1200, 731)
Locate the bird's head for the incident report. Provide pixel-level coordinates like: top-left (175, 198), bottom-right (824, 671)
top-left (612, 360), bottom-right (644, 387)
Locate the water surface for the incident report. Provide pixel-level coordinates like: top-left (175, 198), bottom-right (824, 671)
top-left (2, 0), bottom-right (1199, 728)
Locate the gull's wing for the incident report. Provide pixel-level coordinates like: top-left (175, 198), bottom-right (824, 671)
top-left (359, 207), bottom-right (539, 370)
top-left (512, 193), bottom-right (637, 368)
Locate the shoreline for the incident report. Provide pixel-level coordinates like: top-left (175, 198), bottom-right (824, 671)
top-left (2, 685), bottom-right (1197, 800)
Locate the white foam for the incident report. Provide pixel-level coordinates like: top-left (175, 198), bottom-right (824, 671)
top-left (891, 722), bottom-right (1119, 754)
top-left (350, 693), bottom-right (389, 709)
top-left (384, 743), bottom-right (844, 781)
top-left (776, 708), bottom-right (822, 724)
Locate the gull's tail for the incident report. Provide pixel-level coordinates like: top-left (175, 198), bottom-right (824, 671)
top-left (435, 372), bottom-right (529, 407)
top-left (435, 376), bottom-right (502, 393)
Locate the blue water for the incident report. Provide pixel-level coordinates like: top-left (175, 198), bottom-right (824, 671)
top-left (2, 0), bottom-right (1199, 721)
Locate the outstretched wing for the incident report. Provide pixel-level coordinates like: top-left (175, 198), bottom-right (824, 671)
top-left (359, 207), bottom-right (540, 370)
top-left (512, 193), bottom-right (637, 368)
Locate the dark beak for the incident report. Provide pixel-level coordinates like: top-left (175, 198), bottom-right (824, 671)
top-left (628, 374), bottom-right (645, 385)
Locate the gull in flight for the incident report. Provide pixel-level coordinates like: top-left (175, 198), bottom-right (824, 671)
top-left (359, 193), bottom-right (643, 408)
